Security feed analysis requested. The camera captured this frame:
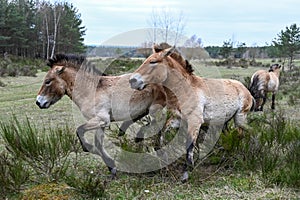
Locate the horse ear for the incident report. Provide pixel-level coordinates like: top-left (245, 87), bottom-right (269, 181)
top-left (153, 43), bottom-right (162, 53)
top-left (162, 46), bottom-right (176, 57)
top-left (54, 65), bottom-right (65, 74)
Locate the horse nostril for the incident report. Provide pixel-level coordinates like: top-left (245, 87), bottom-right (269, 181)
top-left (129, 78), bottom-right (137, 84)
top-left (36, 101), bottom-right (41, 107)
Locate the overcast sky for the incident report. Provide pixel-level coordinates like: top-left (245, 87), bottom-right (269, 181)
top-left (53, 0), bottom-right (300, 47)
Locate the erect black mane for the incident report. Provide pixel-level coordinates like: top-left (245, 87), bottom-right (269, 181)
top-left (153, 43), bottom-right (194, 75)
top-left (47, 54), bottom-right (86, 68)
top-left (47, 54), bottom-right (106, 76)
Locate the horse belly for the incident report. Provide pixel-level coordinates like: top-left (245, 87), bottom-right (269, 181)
top-left (109, 90), bottom-right (153, 121)
top-left (203, 101), bottom-right (239, 125)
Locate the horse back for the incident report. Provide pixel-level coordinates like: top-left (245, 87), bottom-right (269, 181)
top-left (199, 78), bottom-right (253, 123)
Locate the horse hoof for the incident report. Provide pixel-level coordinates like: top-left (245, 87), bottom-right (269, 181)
top-left (110, 167), bottom-right (117, 179)
top-left (81, 144), bottom-right (92, 152)
top-left (181, 171), bottom-right (189, 183)
top-left (118, 130), bottom-right (125, 136)
top-left (82, 147), bottom-right (89, 152)
top-left (134, 137), bottom-right (144, 143)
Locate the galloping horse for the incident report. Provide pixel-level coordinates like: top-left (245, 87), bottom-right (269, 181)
top-left (129, 44), bottom-right (255, 182)
top-left (36, 54), bottom-right (166, 176)
top-left (249, 64), bottom-right (281, 111)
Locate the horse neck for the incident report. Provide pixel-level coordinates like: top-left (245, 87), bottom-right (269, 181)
top-left (165, 60), bottom-right (196, 86)
top-left (163, 65), bottom-right (198, 111)
top-left (62, 69), bottom-right (100, 106)
top-left (273, 69), bottom-right (280, 77)
top-left (60, 69), bottom-right (77, 98)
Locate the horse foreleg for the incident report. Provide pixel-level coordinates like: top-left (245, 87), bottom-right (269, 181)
top-left (94, 128), bottom-right (117, 178)
top-left (271, 93), bottom-right (276, 110)
top-left (182, 117), bottom-right (201, 183)
top-left (118, 120), bottom-right (134, 136)
top-left (76, 116), bottom-right (109, 152)
top-left (76, 125), bottom-right (94, 152)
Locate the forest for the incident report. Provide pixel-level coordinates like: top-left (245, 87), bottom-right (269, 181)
top-left (0, 0), bottom-right (86, 58)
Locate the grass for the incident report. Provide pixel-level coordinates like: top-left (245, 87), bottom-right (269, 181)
top-left (0, 59), bottom-right (300, 199)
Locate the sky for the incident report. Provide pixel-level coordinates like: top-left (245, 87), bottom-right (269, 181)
top-left (52, 0), bottom-right (300, 47)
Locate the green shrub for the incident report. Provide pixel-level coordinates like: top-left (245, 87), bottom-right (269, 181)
top-left (98, 58), bottom-right (143, 75)
top-left (0, 117), bottom-right (79, 183)
top-left (64, 168), bottom-right (107, 198)
top-left (0, 152), bottom-right (29, 197)
top-left (0, 56), bottom-right (44, 77)
top-left (236, 111), bottom-right (300, 187)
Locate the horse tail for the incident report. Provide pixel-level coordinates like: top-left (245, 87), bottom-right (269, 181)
top-left (249, 73), bottom-right (260, 99)
top-left (250, 96), bottom-right (256, 112)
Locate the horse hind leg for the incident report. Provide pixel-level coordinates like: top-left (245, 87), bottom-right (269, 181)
top-left (234, 112), bottom-right (252, 138)
top-left (260, 92), bottom-right (267, 111)
top-left (135, 104), bottom-right (165, 143)
top-left (271, 93), bottom-right (276, 110)
top-left (118, 111), bottom-right (148, 137)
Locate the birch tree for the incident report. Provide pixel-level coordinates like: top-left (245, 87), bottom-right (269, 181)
top-left (148, 7), bottom-right (186, 45)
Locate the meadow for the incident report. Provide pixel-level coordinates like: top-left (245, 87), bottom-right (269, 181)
top-left (0, 58), bottom-right (299, 199)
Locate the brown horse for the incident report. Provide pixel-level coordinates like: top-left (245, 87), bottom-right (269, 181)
top-left (249, 64), bottom-right (281, 111)
top-left (129, 44), bottom-right (255, 182)
top-left (36, 54), bottom-right (167, 176)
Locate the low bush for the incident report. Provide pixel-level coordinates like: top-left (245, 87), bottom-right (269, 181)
top-left (220, 110), bottom-right (300, 187)
top-left (0, 117), bottom-right (81, 197)
top-left (0, 56), bottom-right (45, 77)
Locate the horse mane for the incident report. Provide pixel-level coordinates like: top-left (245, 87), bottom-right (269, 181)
top-left (153, 43), bottom-right (194, 75)
top-left (47, 54), bottom-right (106, 76)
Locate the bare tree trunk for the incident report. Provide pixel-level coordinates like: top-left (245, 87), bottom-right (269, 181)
top-left (50, 5), bottom-right (61, 58)
top-left (45, 16), bottom-right (50, 59)
top-left (148, 8), bottom-right (185, 45)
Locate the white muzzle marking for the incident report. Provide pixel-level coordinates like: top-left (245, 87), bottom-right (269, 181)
top-left (36, 95), bottom-right (50, 108)
top-left (129, 73), bottom-right (145, 90)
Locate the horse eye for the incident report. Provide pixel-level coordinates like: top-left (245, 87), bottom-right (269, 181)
top-left (149, 61), bottom-right (158, 66)
top-left (45, 79), bottom-right (52, 86)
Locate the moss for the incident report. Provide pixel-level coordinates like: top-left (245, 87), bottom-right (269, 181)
top-left (22, 183), bottom-right (76, 200)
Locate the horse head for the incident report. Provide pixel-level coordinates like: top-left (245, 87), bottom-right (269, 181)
top-left (129, 45), bottom-right (175, 90)
top-left (36, 57), bottom-right (71, 109)
top-left (269, 63), bottom-right (281, 72)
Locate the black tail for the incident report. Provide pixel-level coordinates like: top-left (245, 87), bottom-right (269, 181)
top-left (249, 74), bottom-right (260, 99)
top-left (250, 96), bottom-right (256, 112)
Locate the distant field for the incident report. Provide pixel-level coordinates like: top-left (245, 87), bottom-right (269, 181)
top-left (0, 63), bottom-right (262, 125)
top-left (0, 60), bottom-right (299, 199)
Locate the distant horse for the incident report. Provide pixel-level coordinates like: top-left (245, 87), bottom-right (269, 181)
top-left (129, 44), bottom-right (255, 182)
top-left (36, 54), bottom-right (167, 177)
top-left (249, 64), bottom-right (281, 111)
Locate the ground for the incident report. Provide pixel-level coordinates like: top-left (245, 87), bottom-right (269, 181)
top-left (0, 60), bottom-right (299, 199)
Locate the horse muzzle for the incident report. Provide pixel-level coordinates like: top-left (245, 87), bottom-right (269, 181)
top-left (129, 73), bottom-right (145, 90)
top-left (36, 95), bottom-right (51, 109)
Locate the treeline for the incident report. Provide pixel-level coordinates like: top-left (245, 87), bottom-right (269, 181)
top-left (0, 0), bottom-right (86, 58)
